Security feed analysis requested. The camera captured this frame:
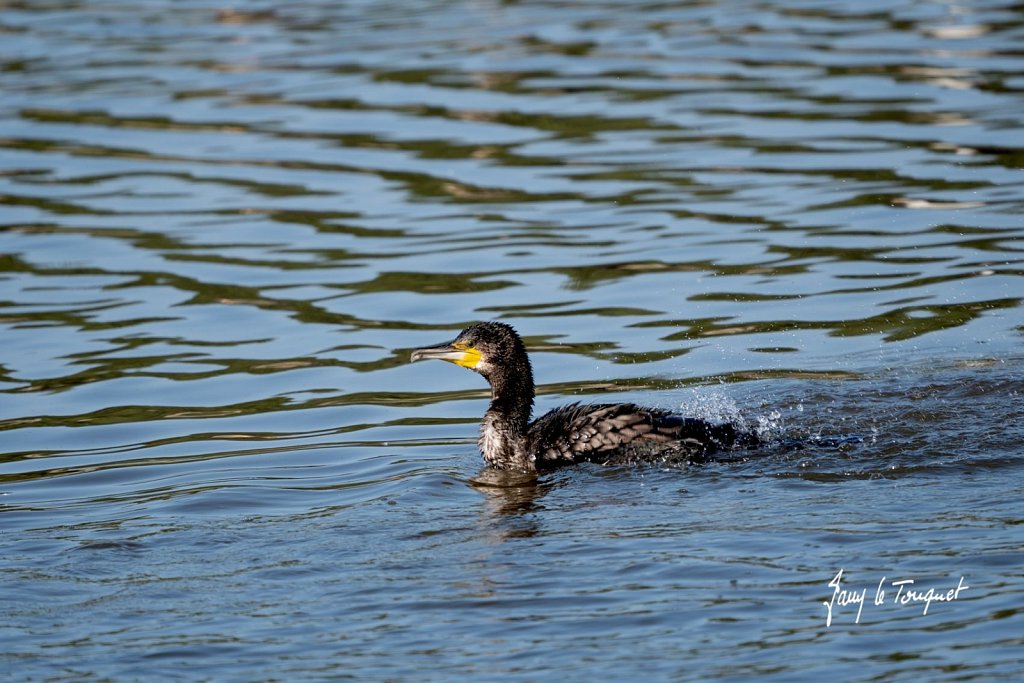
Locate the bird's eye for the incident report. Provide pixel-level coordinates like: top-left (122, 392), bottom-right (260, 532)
top-left (464, 340), bottom-right (475, 349)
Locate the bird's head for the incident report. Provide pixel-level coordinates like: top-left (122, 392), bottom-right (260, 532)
top-left (410, 321), bottom-right (527, 380)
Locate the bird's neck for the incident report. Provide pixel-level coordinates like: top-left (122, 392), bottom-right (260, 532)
top-left (479, 368), bottom-right (534, 471)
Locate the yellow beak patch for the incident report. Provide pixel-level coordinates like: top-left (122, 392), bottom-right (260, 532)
top-left (452, 341), bottom-right (481, 369)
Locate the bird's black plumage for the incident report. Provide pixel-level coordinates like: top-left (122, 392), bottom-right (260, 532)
top-left (411, 322), bottom-right (756, 472)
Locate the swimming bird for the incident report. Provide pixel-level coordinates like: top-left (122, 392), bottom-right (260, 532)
top-left (411, 322), bottom-right (757, 472)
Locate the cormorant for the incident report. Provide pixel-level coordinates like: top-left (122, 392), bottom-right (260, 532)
top-left (411, 322), bottom-right (757, 472)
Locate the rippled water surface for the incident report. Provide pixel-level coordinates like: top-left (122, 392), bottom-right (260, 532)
top-left (2, 1), bottom-right (1023, 680)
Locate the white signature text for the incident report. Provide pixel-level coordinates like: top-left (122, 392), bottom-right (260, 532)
top-left (822, 569), bottom-right (969, 627)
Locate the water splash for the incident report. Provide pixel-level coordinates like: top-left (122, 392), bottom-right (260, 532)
top-left (675, 389), bottom-right (787, 442)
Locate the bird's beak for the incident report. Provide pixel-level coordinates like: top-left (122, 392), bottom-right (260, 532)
top-left (411, 339), bottom-right (481, 369)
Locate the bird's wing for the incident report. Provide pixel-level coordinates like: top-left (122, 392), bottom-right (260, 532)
top-left (529, 402), bottom-right (725, 465)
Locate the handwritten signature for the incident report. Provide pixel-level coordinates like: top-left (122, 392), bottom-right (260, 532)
top-left (823, 569), bottom-right (969, 627)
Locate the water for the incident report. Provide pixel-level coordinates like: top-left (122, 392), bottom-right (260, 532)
top-left (2, 0), bottom-right (1023, 680)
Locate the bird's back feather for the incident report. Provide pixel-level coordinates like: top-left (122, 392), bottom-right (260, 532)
top-left (527, 402), bottom-right (750, 468)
